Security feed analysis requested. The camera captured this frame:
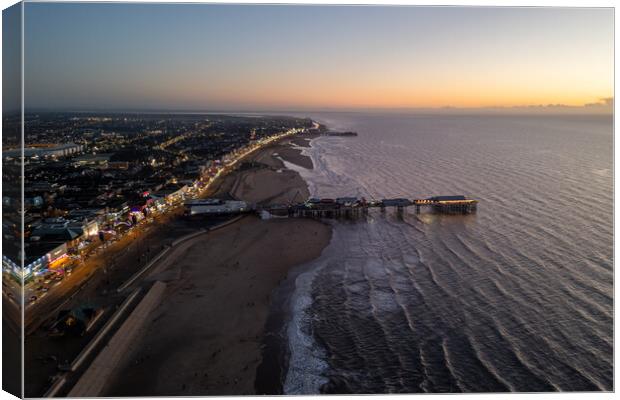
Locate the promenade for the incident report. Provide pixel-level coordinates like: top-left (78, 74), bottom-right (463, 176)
top-left (22, 128), bottom-right (310, 397)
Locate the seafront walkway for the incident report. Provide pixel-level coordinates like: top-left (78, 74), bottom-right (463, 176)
top-left (15, 128), bottom-right (302, 333)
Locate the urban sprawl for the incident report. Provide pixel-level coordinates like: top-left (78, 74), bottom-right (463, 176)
top-left (2, 113), bottom-right (314, 301)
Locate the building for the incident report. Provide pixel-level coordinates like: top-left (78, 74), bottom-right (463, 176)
top-left (186, 200), bottom-right (249, 216)
top-left (3, 143), bottom-right (84, 159)
top-left (73, 154), bottom-right (112, 167)
top-left (151, 183), bottom-right (188, 204)
top-left (429, 195), bottom-right (468, 202)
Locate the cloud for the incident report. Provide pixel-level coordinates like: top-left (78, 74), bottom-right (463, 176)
top-left (360, 98), bottom-right (614, 115)
top-left (584, 97), bottom-right (614, 108)
top-left (465, 98), bottom-right (615, 114)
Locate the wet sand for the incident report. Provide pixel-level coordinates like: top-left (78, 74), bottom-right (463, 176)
top-left (105, 139), bottom-right (331, 396)
top-left (212, 139), bottom-right (314, 206)
top-left (289, 135), bottom-right (314, 148)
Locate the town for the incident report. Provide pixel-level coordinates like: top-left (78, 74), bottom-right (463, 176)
top-left (3, 112), bottom-right (479, 397)
top-left (2, 113), bottom-right (314, 302)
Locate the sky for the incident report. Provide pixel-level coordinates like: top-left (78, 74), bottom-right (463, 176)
top-left (2, 2), bottom-right (21, 113)
top-left (20, 3), bottom-right (614, 112)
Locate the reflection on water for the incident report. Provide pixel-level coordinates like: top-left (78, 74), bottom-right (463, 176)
top-left (284, 113), bottom-right (613, 393)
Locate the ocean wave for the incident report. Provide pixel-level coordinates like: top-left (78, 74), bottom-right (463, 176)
top-left (280, 113), bottom-right (612, 393)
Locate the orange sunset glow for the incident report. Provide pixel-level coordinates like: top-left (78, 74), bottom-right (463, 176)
top-left (23, 5), bottom-right (613, 112)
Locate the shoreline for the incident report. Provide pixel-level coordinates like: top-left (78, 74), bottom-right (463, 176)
top-left (255, 237), bottom-right (328, 395)
top-left (103, 133), bottom-right (331, 396)
top-left (256, 134), bottom-right (324, 394)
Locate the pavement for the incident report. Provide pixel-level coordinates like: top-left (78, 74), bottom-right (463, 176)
top-left (22, 205), bottom-right (235, 397)
top-left (68, 282), bottom-right (167, 397)
top-left (14, 132), bottom-right (297, 397)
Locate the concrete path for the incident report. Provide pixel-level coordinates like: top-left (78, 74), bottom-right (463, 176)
top-left (67, 281), bottom-right (167, 397)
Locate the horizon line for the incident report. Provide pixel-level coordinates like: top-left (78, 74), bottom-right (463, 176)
top-left (12, 97), bottom-right (614, 115)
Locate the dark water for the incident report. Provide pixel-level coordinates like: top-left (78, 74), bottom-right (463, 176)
top-left (282, 113), bottom-right (613, 393)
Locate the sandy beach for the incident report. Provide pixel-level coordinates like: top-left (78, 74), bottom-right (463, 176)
top-left (105, 137), bottom-right (331, 396)
top-left (213, 137), bottom-right (315, 205)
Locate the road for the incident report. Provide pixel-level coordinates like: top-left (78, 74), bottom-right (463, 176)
top-left (13, 130), bottom-right (301, 396)
top-left (7, 131), bottom-right (298, 333)
top-left (22, 207), bottom-right (180, 333)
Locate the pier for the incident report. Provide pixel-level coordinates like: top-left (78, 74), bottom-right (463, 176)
top-left (185, 195), bottom-right (478, 219)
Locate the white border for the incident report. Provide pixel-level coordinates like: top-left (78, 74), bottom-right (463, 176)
top-left (0, 2), bottom-right (616, 400)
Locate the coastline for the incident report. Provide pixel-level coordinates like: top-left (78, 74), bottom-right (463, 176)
top-left (104, 134), bottom-right (331, 396)
top-left (211, 134), bottom-right (316, 205)
top-left (255, 134), bottom-right (321, 394)
top-left (255, 235), bottom-right (329, 395)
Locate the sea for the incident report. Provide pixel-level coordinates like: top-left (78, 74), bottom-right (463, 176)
top-left (278, 112), bottom-right (613, 393)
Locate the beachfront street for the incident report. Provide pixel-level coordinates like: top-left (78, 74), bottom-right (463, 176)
top-left (6, 126), bottom-right (306, 333)
top-left (22, 213), bottom-right (162, 332)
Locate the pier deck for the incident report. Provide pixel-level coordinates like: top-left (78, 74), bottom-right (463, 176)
top-left (185, 195), bottom-right (478, 219)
